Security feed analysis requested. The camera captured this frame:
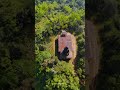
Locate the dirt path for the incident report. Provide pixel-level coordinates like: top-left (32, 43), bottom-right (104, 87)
top-left (85, 20), bottom-right (100, 90)
top-left (69, 34), bottom-right (77, 64)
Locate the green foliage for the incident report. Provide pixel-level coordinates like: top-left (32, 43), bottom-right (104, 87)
top-left (35, 0), bottom-right (85, 42)
top-left (87, 0), bottom-right (120, 89)
top-left (45, 62), bottom-right (80, 90)
top-left (36, 58), bottom-right (80, 90)
top-left (0, 57), bottom-right (18, 89)
top-left (35, 0), bottom-right (85, 90)
top-left (0, 0), bottom-right (35, 89)
top-left (64, 5), bottom-right (72, 13)
top-left (36, 51), bottom-right (51, 63)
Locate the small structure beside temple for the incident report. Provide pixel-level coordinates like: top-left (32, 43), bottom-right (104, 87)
top-left (58, 30), bottom-right (76, 60)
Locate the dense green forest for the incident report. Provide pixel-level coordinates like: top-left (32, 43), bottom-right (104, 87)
top-left (1, 0), bottom-right (120, 90)
top-left (86, 0), bottom-right (120, 90)
top-left (0, 0), bottom-right (35, 89)
top-left (35, 0), bottom-right (85, 90)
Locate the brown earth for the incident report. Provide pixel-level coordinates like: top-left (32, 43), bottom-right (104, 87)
top-left (51, 33), bottom-right (77, 63)
top-left (85, 20), bottom-right (101, 90)
top-left (68, 33), bottom-right (77, 64)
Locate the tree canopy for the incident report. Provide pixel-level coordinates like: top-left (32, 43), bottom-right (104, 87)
top-left (35, 0), bottom-right (85, 90)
